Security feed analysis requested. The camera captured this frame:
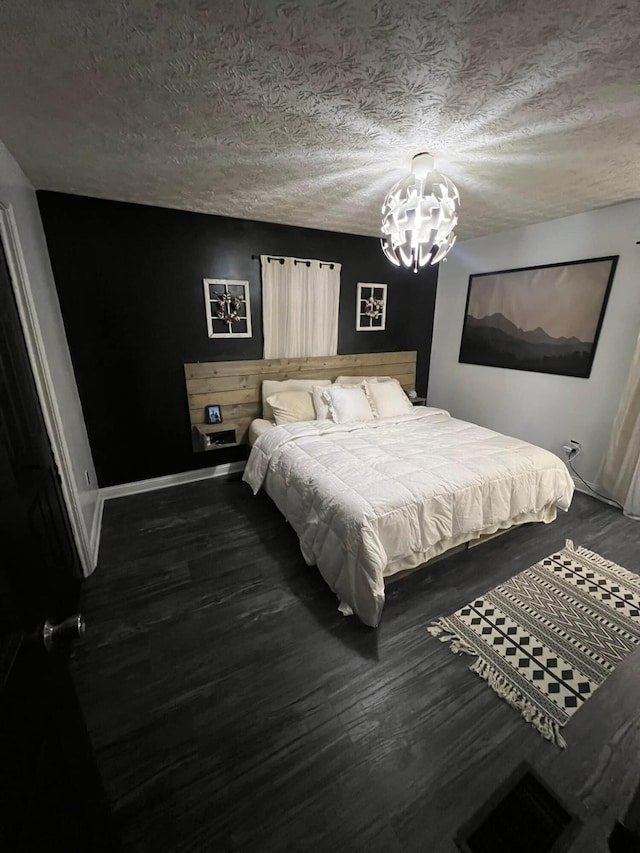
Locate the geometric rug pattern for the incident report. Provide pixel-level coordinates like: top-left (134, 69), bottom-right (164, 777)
top-left (428, 540), bottom-right (640, 748)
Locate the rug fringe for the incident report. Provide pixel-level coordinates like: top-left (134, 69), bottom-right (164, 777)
top-left (470, 656), bottom-right (567, 749)
top-left (427, 619), bottom-right (478, 656)
top-left (566, 541), bottom-right (640, 588)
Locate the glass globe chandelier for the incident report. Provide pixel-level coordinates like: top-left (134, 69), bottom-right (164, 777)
top-left (380, 153), bottom-right (459, 272)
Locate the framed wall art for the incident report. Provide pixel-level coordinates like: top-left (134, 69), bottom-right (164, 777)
top-left (458, 256), bottom-right (618, 378)
top-left (356, 282), bottom-right (387, 331)
top-left (203, 279), bottom-right (252, 338)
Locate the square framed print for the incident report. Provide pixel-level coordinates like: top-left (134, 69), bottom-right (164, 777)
top-left (203, 279), bottom-right (252, 338)
top-left (356, 282), bottom-right (387, 331)
top-left (458, 256), bottom-right (618, 378)
top-left (205, 404), bottom-right (223, 425)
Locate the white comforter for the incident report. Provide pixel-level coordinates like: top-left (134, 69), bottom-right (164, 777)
top-left (243, 408), bottom-right (574, 627)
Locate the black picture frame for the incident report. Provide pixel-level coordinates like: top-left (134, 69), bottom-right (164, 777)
top-left (458, 255), bottom-right (618, 378)
top-left (205, 404), bottom-right (223, 425)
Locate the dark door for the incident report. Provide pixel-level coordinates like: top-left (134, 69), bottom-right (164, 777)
top-left (0, 230), bottom-right (119, 851)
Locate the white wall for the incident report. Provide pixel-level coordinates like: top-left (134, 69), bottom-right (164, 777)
top-left (0, 143), bottom-right (101, 574)
top-left (429, 200), bottom-right (640, 483)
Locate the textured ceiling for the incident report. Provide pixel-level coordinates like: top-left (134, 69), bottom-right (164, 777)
top-left (1, 0), bottom-right (640, 240)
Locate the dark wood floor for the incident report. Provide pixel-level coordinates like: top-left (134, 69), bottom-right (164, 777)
top-left (71, 479), bottom-right (640, 852)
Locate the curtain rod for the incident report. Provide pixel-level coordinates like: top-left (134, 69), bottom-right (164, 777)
top-left (251, 254), bottom-right (336, 270)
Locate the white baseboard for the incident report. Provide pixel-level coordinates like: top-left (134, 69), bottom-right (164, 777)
top-left (570, 474), bottom-right (620, 509)
top-left (86, 491), bottom-right (104, 575)
top-left (101, 460), bottom-right (246, 501)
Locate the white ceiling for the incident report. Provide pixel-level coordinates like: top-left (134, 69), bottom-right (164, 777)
top-left (1, 0), bottom-right (639, 240)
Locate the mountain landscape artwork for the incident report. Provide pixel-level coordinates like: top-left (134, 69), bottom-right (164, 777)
top-left (459, 256), bottom-right (618, 378)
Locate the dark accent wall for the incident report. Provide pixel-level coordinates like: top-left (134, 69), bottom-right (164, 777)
top-left (38, 192), bottom-right (438, 487)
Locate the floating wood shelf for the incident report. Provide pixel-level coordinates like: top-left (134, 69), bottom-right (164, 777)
top-left (192, 424), bottom-right (238, 452)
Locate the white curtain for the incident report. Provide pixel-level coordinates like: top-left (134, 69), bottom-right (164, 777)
top-left (261, 255), bottom-right (341, 359)
top-left (599, 333), bottom-right (640, 518)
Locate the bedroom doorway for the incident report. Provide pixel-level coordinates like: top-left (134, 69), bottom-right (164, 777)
top-left (0, 231), bottom-right (119, 850)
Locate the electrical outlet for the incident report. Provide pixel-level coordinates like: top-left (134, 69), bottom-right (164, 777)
top-left (563, 440), bottom-right (582, 460)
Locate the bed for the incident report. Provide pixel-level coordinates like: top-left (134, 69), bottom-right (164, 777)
top-left (243, 407), bottom-right (574, 627)
top-left (183, 352), bottom-right (574, 626)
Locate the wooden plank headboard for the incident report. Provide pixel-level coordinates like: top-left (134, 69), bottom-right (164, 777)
top-left (184, 351), bottom-right (417, 449)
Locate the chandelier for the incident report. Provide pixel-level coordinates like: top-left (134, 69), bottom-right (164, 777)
top-left (380, 153), bottom-right (459, 272)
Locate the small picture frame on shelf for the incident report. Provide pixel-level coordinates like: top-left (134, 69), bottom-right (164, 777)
top-left (205, 404), bottom-right (223, 425)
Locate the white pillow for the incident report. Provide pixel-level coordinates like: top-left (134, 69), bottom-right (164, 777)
top-left (322, 385), bottom-right (375, 423)
top-left (335, 375), bottom-right (392, 385)
top-left (312, 384), bottom-right (332, 419)
top-left (266, 391), bottom-right (316, 425)
top-left (262, 378), bottom-right (331, 420)
top-left (363, 379), bottom-right (413, 419)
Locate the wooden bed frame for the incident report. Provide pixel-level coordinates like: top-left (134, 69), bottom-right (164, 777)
top-left (184, 350), bottom-right (417, 451)
top-left (385, 528), bottom-right (517, 586)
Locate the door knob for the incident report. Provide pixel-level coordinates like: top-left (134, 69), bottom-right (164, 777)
top-left (42, 613), bottom-right (86, 652)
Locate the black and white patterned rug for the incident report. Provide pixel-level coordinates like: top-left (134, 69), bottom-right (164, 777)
top-left (428, 540), bottom-right (640, 748)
